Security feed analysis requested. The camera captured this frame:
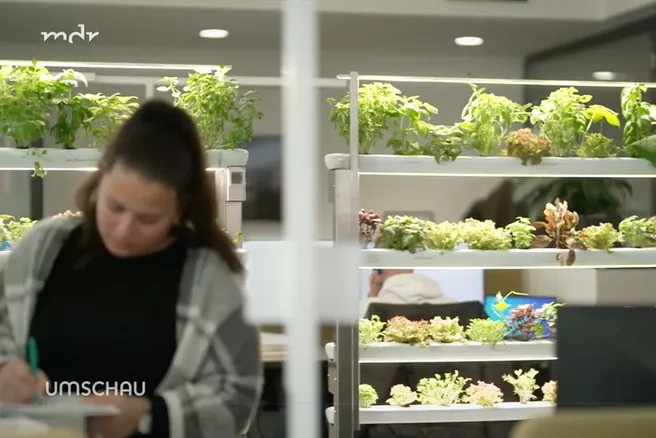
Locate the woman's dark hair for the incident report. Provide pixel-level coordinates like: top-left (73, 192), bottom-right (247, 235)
top-left (75, 99), bottom-right (244, 275)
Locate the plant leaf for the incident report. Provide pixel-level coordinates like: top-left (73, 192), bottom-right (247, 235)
top-left (628, 135), bottom-right (656, 168)
top-left (530, 235), bottom-right (552, 248)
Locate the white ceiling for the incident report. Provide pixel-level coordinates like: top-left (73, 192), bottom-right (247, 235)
top-left (2, 0), bottom-right (655, 21)
top-left (0, 2), bottom-right (639, 56)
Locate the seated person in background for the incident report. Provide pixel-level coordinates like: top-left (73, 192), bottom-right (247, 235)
top-left (362, 269), bottom-right (454, 316)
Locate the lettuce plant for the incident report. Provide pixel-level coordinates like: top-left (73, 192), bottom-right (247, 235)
top-left (359, 315), bottom-right (385, 345)
top-left (618, 216), bottom-right (656, 248)
top-left (425, 221), bottom-right (460, 252)
top-left (359, 384), bottom-right (378, 408)
top-left (459, 219), bottom-right (512, 251)
top-left (502, 128), bottom-right (550, 165)
top-left (577, 223), bottom-right (621, 251)
top-left (428, 316), bottom-right (465, 343)
top-left (465, 381), bottom-right (504, 407)
top-left (465, 319), bottom-right (506, 345)
top-left (542, 380), bottom-right (557, 403)
top-left (576, 133), bottom-right (618, 158)
top-left (530, 87), bottom-right (618, 157)
top-left (383, 316), bottom-right (430, 347)
top-left (416, 371), bottom-right (470, 406)
top-left (0, 215), bottom-right (37, 246)
top-left (386, 384), bottom-right (417, 407)
top-left (503, 369), bottom-right (539, 404)
top-left (379, 216), bottom-right (431, 253)
top-left (505, 217), bottom-right (536, 249)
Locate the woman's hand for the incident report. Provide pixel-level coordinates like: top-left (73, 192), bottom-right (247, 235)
top-left (85, 395), bottom-right (150, 438)
top-left (0, 358), bottom-right (48, 403)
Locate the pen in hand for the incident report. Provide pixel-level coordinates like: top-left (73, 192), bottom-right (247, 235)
top-left (27, 337), bottom-right (40, 404)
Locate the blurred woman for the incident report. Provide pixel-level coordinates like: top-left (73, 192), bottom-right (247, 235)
top-left (0, 100), bottom-right (262, 438)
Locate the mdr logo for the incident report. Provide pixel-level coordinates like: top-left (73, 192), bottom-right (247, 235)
top-left (41, 24), bottom-right (99, 43)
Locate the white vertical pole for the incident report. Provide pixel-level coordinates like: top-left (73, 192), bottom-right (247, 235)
top-left (282, 2), bottom-right (319, 438)
top-left (145, 82), bottom-right (154, 100)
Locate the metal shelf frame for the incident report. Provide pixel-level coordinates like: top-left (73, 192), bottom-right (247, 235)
top-left (326, 70), bottom-right (656, 438)
top-left (329, 71), bottom-right (362, 438)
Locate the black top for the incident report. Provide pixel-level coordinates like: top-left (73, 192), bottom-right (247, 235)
top-left (29, 225), bottom-right (186, 437)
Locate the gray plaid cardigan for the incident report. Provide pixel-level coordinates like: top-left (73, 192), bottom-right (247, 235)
top-left (0, 216), bottom-right (263, 438)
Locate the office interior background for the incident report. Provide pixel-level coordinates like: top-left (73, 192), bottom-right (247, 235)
top-left (2, 0), bottom-right (656, 437)
top-left (2, 1), bottom-right (656, 301)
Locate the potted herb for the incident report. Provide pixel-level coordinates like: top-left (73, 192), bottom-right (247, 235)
top-left (0, 61), bottom-right (138, 177)
top-left (0, 62), bottom-right (84, 176)
top-left (327, 82), bottom-right (437, 155)
top-left (0, 62), bottom-right (79, 148)
top-left (459, 84), bottom-right (531, 156)
top-left (328, 82), bottom-right (403, 154)
top-left (621, 83), bottom-right (656, 157)
top-left (161, 66), bottom-right (262, 167)
top-left (51, 92), bottom-right (138, 150)
top-left (530, 87), bottom-right (619, 157)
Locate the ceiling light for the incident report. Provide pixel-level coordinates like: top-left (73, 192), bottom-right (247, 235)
top-left (593, 71), bottom-right (616, 81)
top-left (455, 36), bottom-right (484, 47)
top-left (199, 29), bottom-right (229, 39)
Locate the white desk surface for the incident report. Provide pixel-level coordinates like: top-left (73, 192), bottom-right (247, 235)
top-left (260, 332), bottom-right (327, 363)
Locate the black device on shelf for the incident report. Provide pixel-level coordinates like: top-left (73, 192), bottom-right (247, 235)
top-left (242, 136), bottom-right (282, 221)
top-left (556, 305), bottom-right (656, 409)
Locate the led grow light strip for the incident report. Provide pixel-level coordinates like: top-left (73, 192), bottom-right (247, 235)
top-left (0, 166), bottom-right (224, 171)
top-left (0, 60), bottom-right (228, 71)
top-left (336, 74), bottom-right (656, 88)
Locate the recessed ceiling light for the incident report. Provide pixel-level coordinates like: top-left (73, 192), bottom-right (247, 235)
top-left (592, 71), bottom-right (616, 81)
top-left (455, 36), bottom-right (484, 47)
top-left (199, 29), bottom-right (229, 39)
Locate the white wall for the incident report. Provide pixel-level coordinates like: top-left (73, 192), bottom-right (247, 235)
top-left (0, 44), bottom-right (524, 239)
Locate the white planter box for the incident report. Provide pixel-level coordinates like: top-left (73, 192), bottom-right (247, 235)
top-left (325, 340), bottom-right (556, 363)
top-left (324, 153), bottom-right (656, 177)
top-left (361, 248), bottom-right (656, 269)
top-left (325, 402), bottom-right (554, 424)
top-left (206, 149), bottom-right (249, 168)
top-left (0, 147), bottom-right (101, 170)
top-left (0, 147), bottom-right (249, 170)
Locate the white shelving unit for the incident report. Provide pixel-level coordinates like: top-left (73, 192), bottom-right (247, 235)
top-left (326, 72), bottom-right (656, 437)
top-left (325, 154), bottom-right (656, 178)
top-left (325, 402), bottom-right (555, 425)
top-left (325, 340), bottom-right (556, 363)
top-left (0, 61), bottom-right (258, 240)
top-left (360, 248), bottom-right (656, 269)
top-left (0, 146), bottom-right (248, 238)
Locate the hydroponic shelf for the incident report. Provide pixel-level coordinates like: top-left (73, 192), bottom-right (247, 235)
top-left (324, 340), bottom-right (555, 363)
top-left (0, 148), bottom-right (249, 170)
top-left (361, 248), bottom-right (656, 269)
top-left (324, 402), bottom-right (554, 424)
top-left (324, 154), bottom-right (656, 177)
